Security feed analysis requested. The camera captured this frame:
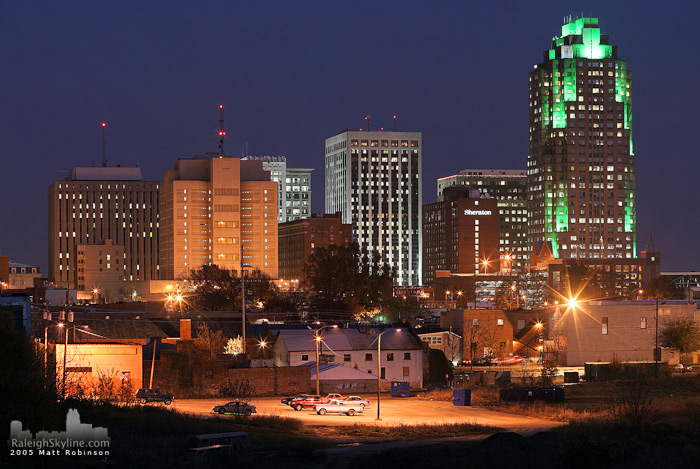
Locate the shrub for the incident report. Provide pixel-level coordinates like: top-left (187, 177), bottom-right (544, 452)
top-left (609, 384), bottom-right (658, 426)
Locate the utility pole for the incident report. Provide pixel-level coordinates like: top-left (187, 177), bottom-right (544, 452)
top-left (149, 338), bottom-right (157, 389)
top-left (655, 298), bottom-right (659, 378)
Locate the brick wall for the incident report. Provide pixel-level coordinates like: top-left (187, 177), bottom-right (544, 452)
top-left (144, 349), bottom-right (311, 398)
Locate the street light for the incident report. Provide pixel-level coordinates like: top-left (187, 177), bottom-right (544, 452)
top-left (482, 259), bottom-right (490, 274)
top-left (309, 325), bottom-right (337, 394)
top-left (376, 328), bottom-right (402, 421)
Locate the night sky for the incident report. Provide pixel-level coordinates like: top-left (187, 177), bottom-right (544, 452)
top-left (2, 1), bottom-right (698, 274)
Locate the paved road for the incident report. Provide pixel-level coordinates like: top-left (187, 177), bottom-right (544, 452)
top-left (173, 396), bottom-right (559, 433)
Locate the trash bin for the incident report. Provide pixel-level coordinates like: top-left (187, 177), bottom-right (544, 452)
top-left (452, 389), bottom-right (471, 406)
top-left (390, 381), bottom-right (410, 397)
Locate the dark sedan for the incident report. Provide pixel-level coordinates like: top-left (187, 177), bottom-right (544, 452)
top-left (212, 401), bottom-right (257, 416)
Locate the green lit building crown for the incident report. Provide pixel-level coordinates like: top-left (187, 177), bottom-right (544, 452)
top-left (527, 16), bottom-right (635, 261)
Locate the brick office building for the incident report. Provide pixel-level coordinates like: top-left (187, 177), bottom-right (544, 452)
top-left (423, 186), bottom-right (499, 286)
top-left (277, 212), bottom-right (353, 282)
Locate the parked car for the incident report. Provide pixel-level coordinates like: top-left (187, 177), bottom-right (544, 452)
top-left (324, 393), bottom-right (345, 401)
top-left (343, 396), bottom-right (370, 406)
top-left (212, 401), bottom-right (257, 416)
top-left (674, 364), bottom-right (694, 373)
top-left (314, 399), bottom-right (365, 416)
top-left (281, 394), bottom-right (309, 405)
top-left (459, 358), bottom-right (472, 366)
top-left (290, 395), bottom-right (326, 411)
top-left (136, 388), bottom-right (174, 405)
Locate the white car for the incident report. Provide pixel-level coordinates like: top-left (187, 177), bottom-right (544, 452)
top-left (314, 399), bottom-right (365, 416)
top-left (343, 396), bottom-right (370, 407)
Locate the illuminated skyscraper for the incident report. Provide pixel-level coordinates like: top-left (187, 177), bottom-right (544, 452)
top-left (325, 130), bottom-right (422, 286)
top-left (48, 167), bottom-right (160, 289)
top-left (160, 154), bottom-right (278, 280)
top-left (527, 17), bottom-right (635, 260)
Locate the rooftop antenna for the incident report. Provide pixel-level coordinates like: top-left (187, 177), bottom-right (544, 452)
top-left (218, 105), bottom-right (226, 155)
top-left (365, 114), bottom-right (371, 131)
top-left (101, 122), bottom-right (108, 167)
top-left (393, 115), bottom-right (397, 132)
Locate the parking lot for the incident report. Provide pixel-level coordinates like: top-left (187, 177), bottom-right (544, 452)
top-left (173, 396), bottom-right (558, 433)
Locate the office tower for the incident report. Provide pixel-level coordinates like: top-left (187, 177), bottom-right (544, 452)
top-left (423, 186), bottom-right (499, 285)
top-left (48, 167), bottom-right (160, 288)
top-left (527, 16), bottom-right (635, 260)
top-left (278, 212), bottom-right (353, 281)
top-left (325, 130), bottom-right (422, 286)
top-left (159, 153), bottom-right (278, 280)
top-left (438, 169), bottom-right (528, 268)
top-left (242, 156), bottom-right (313, 223)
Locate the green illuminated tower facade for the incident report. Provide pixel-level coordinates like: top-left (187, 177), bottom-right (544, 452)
top-left (527, 17), bottom-right (635, 261)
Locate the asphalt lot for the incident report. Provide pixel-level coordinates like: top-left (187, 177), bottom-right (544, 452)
top-left (172, 396), bottom-right (558, 434)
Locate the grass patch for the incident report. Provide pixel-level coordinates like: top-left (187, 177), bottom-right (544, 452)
top-left (348, 422), bottom-right (700, 469)
top-left (476, 375), bottom-right (700, 426)
top-left (319, 421), bottom-right (501, 442)
top-left (3, 399), bottom-right (327, 469)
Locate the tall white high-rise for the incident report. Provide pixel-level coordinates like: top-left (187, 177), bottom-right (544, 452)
top-left (325, 130), bottom-right (422, 286)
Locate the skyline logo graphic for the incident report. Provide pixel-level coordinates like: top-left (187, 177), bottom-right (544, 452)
top-left (8, 409), bottom-right (110, 457)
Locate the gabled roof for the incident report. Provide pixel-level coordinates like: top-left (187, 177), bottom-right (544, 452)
top-left (277, 327), bottom-right (422, 353)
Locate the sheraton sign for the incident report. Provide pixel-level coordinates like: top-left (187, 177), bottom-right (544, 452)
top-left (463, 209), bottom-right (492, 216)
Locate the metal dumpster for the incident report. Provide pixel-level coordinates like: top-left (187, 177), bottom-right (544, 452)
top-left (452, 389), bottom-right (472, 406)
top-left (390, 381), bottom-right (410, 397)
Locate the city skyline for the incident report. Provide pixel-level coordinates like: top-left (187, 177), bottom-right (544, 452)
top-left (2, 2), bottom-right (699, 272)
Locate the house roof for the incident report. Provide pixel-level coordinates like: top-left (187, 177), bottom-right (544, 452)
top-left (277, 326), bottom-right (422, 353)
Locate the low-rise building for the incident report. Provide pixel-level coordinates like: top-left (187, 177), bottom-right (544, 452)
top-left (417, 328), bottom-right (463, 365)
top-left (441, 309), bottom-right (515, 362)
top-left (272, 326), bottom-right (424, 389)
top-left (8, 261), bottom-right (42, 290)
top-left (548, 300), bottom-right (700, 366)
top-left (277, 212), bottom-right (353, 282)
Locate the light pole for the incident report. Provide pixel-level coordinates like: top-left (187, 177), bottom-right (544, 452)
top-left (92, 288), bottom-right (99, 304)
top-left (376, 328), bottom-right (402, 421)
top-left (655, 298), bottom-right (659, 378)
top-left (309, 325), bottom-right (337, 395)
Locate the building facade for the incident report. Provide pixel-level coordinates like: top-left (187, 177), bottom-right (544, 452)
top-left (438, 169), bottom-right (527, 268)
top-left (74, 240), bottom-right (125, 300)
top-left (8, 261), bottom-right (41, 290)
top-left (527, 17), bottom-right (635, 260)
top-left (278, 212), bottom-right (353, 281)
top-left (272, 327), bottom-right (425, 389)
top-left (48, 167), bottom-right (160, 289)
top-left (159, 154), bottom-right (278, 280)
top-left (423, 186), bottom-right (499, 286)
top-left (242, 156), bottom-right (313, 223)
top-left (325, 130), bottom-right (422, 286)
top-left (549, 301), bottom-right (700, 366)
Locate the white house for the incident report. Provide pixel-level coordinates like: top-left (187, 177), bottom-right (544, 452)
top-left (272, 326), bottom-right (424, 389)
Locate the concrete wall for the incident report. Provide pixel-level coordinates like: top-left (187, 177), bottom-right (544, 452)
top-left (55, 343), bottom-right (142, 394)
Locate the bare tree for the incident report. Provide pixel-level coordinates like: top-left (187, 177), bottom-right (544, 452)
top-left (660, 316), bottom-right (700, 364)
top-left (194, 322), bottom-right (227, 359)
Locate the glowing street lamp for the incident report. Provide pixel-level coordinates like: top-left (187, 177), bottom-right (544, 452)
top-left (309, 325), bottom-right (337, 394)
